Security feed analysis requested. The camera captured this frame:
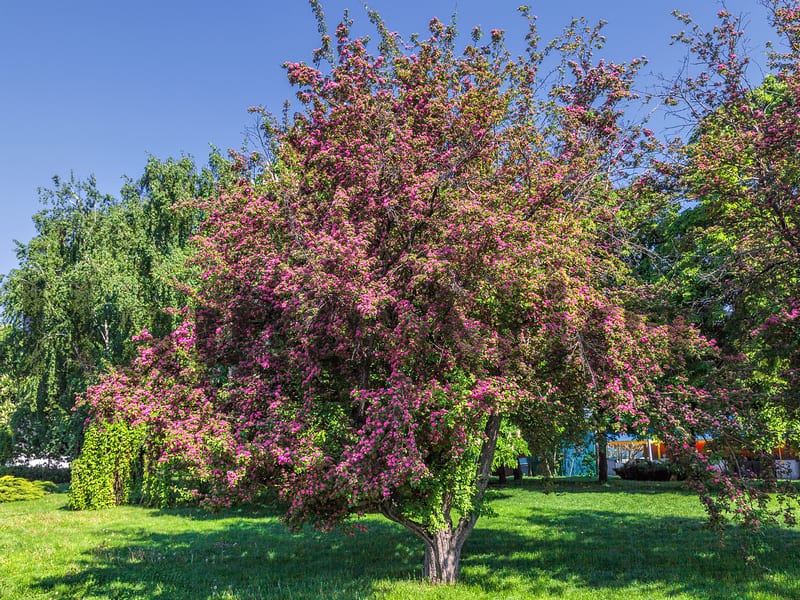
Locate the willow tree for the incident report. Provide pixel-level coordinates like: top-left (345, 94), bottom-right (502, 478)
top-left (1, 157), bottom-right (211, 457)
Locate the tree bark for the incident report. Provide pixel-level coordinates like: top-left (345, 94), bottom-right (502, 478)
top-left (597, 431), bottom-right (608, 483)
top-left (496, 466), bottom-right (507, 484)
top-left (422, 528), bottom-right (465, 583)
top-left (540, 455), bottom-right (554, 478)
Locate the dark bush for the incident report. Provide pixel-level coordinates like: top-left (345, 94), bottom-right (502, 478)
top-left (0, 464), bottom-right (71, 484)
top-left (614, 459), bottom-right (685, 481)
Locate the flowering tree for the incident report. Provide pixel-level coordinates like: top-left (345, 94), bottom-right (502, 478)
top-left (71, 321), bottom-right (229, 509)
top-left (191, 10), bottom-right (702, 582)
top-left (74, 5), bottom-right (797, 583)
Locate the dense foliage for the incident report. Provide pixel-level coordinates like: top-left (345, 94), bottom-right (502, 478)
top-left (0, 474), bottom-right (57, 503)
top-left (614, 459), bottom-right (685, 481)
top-left (71, 321), bottom-right (224, 509)
top-left (0, 464), bottom-right (71, 484)
top-left (71, 4), bottom-right (778, 584)
top-left (0, 157), bottom-right (213, 457)
top-left (638, 2), bottom-right (800, 473)
top-left (7, 0), bottom-right (797, 586)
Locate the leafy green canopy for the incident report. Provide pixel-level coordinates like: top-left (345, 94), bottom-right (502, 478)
top-left (647, 2), bottom-right (800, 458)
top-left (0, 157), bottom-right (213, 457)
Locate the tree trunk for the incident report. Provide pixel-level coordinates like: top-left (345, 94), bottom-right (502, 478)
top-left (597, 431), bottom-right (608, 483)
top-left (379, 413), bottom-right (502, 585)
top-left (496, 466), bottom-right (507, 484)
top-left (422, 528), bottom-right (464, 584)
top-left (541, 450), bottom-right (556, 478)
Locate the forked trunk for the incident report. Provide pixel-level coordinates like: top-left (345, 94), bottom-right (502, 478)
top-left (422, 528), bottom-right (464, 584)
top-left (379, 414), bottom-right (502, 585)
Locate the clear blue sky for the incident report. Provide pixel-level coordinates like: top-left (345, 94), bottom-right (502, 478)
top-left (0, 1), bottom-right (777, 277)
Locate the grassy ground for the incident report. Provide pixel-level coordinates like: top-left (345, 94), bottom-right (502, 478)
top-left (1, 478), bottom-right (799, 599)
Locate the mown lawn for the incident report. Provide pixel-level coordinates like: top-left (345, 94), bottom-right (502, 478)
top-left (1, 478), bottom-right (798, 599)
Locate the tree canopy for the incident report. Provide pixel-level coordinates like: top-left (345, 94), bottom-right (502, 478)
top-left (642, 3), bottom-right (800, 459)
top-left (0, 156), bottom-right (213, 456)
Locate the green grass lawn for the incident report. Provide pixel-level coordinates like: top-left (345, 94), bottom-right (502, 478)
top-left (1, 478), bottom-right (799, 599)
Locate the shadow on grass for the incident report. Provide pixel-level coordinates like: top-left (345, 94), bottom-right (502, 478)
top-left (461, 501), bottom-right (800, 598)
top-left (34, 505), bottom-right (420, 599)
top-left (32, 484), bottom-right (800, 600)
top-left (500, 476), bottom-right (698, 495)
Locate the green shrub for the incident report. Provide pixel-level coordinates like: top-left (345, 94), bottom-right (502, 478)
top-left (613, 459), bottom-right (686, 481)
top-left (69, 421), bottom-right (147, 510)
top-left (0, 475), bottom-right (57, 503)
top-left (139, 457), bottom-right (201, 508)
top-left (69, 421), bottom-right (198, 510)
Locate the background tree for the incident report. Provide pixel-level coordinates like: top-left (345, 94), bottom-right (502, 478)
top-left (492, 421), bottom-right (530, 483)
top-left (644, 2), bottom-right (800, 464)
top-left (0, 156), bottom-right (213, 458)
